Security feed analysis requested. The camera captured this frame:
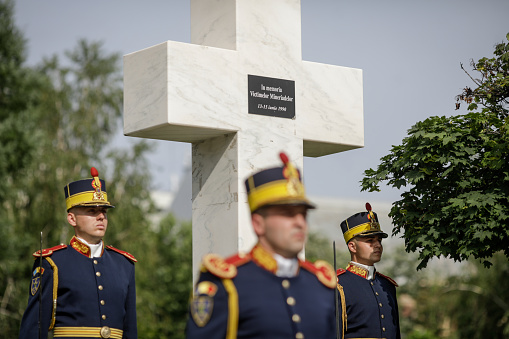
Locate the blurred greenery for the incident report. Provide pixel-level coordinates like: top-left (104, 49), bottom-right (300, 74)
top-left (134, 215), bottom-right (193, 338)
top-left (361, 33), bottom-right (509, 270)
top-left (0, 0), bottom-right (192, 336)
top-left (1, 0), bottom-right (508, 337)
top-left (305, 231), bottom-right (350, 266)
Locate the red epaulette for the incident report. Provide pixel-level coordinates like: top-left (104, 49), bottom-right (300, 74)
top-left (32, 244), bottom-right (67, 258)
top-left (225, 252), bottom-right (251, 267)
top-left (336, 268), bottom-right (347, 276)
top-left (376, 272), bottom-right (398, 287)
top-left (202, 253), bottom-right (237, 279)
top-left (106, 245), bottom-right (137, 263)
top-left (300, 260), bottom-right (337, 289)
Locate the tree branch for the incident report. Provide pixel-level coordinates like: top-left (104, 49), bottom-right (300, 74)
top-left (460, 62), bottom-right (482, 87)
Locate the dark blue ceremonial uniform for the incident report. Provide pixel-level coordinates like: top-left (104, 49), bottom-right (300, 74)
top-left (19, 236), bottom-right (137, 339)
top-left (336, 263), bottom-right (400, 339)
top-left (186, 244), bottom-right (336, 338)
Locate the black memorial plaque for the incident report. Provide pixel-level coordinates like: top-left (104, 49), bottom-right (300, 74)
top-left (248, 74), bottom-right (295, 119)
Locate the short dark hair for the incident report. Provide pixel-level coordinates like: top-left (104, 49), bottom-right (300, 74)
top-left (252, 206), bottom-right (270, 217)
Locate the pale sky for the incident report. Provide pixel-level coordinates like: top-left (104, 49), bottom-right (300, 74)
top-left (14, 0), bottom-right (509, 203)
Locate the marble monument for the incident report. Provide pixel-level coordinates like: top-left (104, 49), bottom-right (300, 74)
top-left (123, 0), bottom-right (364, 276)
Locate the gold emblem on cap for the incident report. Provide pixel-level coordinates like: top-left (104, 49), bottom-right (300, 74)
top-left (286, 176), bottom-right (304, 196)
top-left (281, 153), bottom-right (304, 197)
top-left (369, 213), bottom-right (380, 231)
top-left (366, 202), bottom-right (380, 230)
top-left (93, 190), bottom-right (106, 202)
top-left (91, 167), bottom-right (106, 202)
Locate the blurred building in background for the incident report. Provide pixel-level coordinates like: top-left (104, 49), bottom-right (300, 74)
top-left (151, 165), bottom-right (461, 279)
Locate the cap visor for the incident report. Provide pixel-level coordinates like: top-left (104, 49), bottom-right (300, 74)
top-left (355, 231), bottom-right (388, 239)
top-left (70, 203), bottom-right (115, 209)
top-left (258, 199), bottom-right (315, 210)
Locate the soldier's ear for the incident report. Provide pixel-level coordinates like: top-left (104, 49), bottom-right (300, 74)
top-left (251, 213), bottom-right (265, 237)
top-left (67, 212), bottom-right (77, 227)
top-left (347, 240), bottom-right (356, 253)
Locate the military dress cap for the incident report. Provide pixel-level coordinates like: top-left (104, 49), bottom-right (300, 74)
top-left (244, 152), bottom-right (315, 212)
top-left (64, 167), bottom-right (115, 211)
top-left (340, 203), bottom-right (388, 243)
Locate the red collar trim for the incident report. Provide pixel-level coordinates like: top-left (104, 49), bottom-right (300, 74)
top-left (70, 236), bottom-right (91, 257)
top-left (346, 262), bottom-right (369, 279)
top-left (250, 244), bottom-right (278, 274)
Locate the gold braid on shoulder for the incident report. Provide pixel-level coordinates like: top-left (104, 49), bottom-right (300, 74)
top-left (337, 283), bottom-right (347, 337)
top-left (44, 257), bottom-right (59, 330)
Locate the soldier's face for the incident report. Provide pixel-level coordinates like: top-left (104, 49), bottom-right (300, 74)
top-left (348, 235), bottom-right (383, 266)
top-left (67, 206), bottom-right (109, 244)
top-left (252, 205), bottom-right (308, 258)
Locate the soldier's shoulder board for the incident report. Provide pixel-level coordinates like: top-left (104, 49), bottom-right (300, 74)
top-left (202, 253), bottom-right (237, 279)
top-left (336, 268), bottom-right (347, 276)
top-left (377, 272), bottom-right (398, 287)
top-left (32, 244), bottom-right (67, 258)
top-left (301, 260), bottom-right (336, 288)
top-left (225, 252), bottom-right (251, 267)
top-left (106, 245), bottom-right (137, 262)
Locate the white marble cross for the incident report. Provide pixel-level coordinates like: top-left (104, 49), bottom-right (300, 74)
top-left (123, 0), bottom-right (364, 275)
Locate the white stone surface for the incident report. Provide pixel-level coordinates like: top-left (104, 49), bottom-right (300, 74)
top-left (123, 0), bottom-right (364, 276)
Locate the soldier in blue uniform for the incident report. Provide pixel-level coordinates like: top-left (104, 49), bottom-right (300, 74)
top-left (336, 203), bottom-right (401, 339)
top-left (19, 167), bottom-right (138, 339)
top-left (186, 153), bottom-right (337, 339)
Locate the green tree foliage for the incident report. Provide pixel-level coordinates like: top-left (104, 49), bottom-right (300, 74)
top-left (398, 252), bottom-right (509, 339)
top-left (361, 33), bottom-right (509, 269)
top-left (0, 0), bottom-right (43, 200)
top-left (0, 0), bottom-right (48, 332)
top-left (0, 3), bottom-right (195, 336)
top-left (444, 252), bottom-right (509, 338)
top-left (305, 231), bottom-right (350, 270)
top-left (134, 215), bottom-right (193, 339)
top-left (0, 8), bottom-right (164, 335)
